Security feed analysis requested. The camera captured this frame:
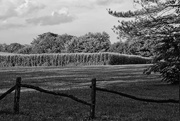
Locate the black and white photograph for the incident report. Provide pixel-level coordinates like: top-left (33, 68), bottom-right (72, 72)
top-left (0, 0), bottom-right (179, 120)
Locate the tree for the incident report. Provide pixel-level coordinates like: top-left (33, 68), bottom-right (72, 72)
top-left (108, 0), bottom-right (180, 83)
top-left (124, 38), bottom-right (154, 57)
top-left (67, 32), bottom-right (111, 53)
top-left (109, 39), bottom-right (153, 57)
top-left (0, 43), bottom-right (7, 52)
top-left (108, 41), bottom-right (127, 54)
top-left (31, 32), bottom-right (74, 53)
top-left (56, 34), bottom-right (74, 53)
top-left (6, 43), bottom-right (24, 53)
top-left (17, 45), bottom-right (33, 54)
top-left (31, 32), bottom-right (60, 53)
top-left (66, 37), bottom-right (83, 53)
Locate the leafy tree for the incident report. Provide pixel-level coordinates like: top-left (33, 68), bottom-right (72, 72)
top-left (66, 37), bottom-right (83, 53)
top-left (17, 45), bottom-right (33, 54)
top-left (67, 32), bottom-right (111, 53)
top-left (6, 43), bottom-right (24, 53)
top-left (108, 0), bottom-right (180, 83)
top-left (124, 38), bottom-right (154, 57)
top-left (86, 32), bottom-right (111, 52)
top-left (109, 39), bottom-right (153, 57)
top-left (0, 44), bottom-right (7, 52)
top-left (31, 32), bottom-right (60, 53)
top-left (56, 34), bottom-right (74, 53)
top-left (109, 41), bottom-right (127, 53)
top-left (0, 44), bottom-right (3, 52)
top-left (31, 32), bottom-right (74, 53)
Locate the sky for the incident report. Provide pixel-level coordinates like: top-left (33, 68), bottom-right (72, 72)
top-left (0, 0), bottom-right (135, 45)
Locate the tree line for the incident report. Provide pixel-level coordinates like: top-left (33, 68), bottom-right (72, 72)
top-left (0, 32), bottom-right (153, 57)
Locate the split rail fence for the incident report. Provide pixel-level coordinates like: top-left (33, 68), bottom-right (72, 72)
top-left (0, 77), bottom-right (179, 119)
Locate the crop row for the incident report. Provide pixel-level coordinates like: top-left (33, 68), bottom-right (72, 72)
top-left (0, 52), bottom-right (151, 67)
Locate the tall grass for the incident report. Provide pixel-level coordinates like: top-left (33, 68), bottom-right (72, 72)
top-left (0, 52), bottom-right (151, 67)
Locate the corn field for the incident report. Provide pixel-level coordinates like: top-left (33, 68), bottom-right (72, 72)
top-left (0, 52), bottom-right (151, 67)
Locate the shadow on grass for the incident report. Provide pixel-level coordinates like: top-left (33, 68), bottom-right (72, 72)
top-left (152, 82), bottom-right (179, 87)
top-left (0, 110), bottom-right (27, 116)
top-left (0, 110), bottom-right (13, 115)
top-left (142, 118), bottom-right (169, 121)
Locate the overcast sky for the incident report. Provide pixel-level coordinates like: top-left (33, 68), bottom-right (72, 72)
top-left (0, 0), bottom-right (135, 45)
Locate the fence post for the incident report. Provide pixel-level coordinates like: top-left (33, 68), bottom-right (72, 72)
top-left (179, 73), bottom-right (180, 117)
top-left (14, 77), bottom-right (21, 114)
top-left (90, 78), bottom-right (96, 119)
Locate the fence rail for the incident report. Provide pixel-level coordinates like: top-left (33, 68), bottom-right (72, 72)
top-left (0, 86), bottom-right (15, 100)
top-left (95, 87), bottom-right (179, 103)
top-left (0, 77), bottom-right (179, 119)
top-left (21, 84), bottom-right (91, 106)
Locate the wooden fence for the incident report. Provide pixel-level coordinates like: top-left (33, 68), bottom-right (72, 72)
top-left (0, 77), bottom-right (179, 119)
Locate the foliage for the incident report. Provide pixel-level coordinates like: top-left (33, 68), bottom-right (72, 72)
top-left (108, 53), bottom-right (150, 65)
top-left (31, 32), bottom-right (74, 54)
top-left (0, 43), bottom-right (25, 53)
top-left (0, 43), bottom-right (8, 52)
top-left (6, 43), bottom-right (24, 53)
top-left (17, 45), bottom-right (33, 54)
top-left (66, 37), bottom-right (82, 53)
top-left (108, 41), bottom-right (127, 54)
top-left (108, 0), bottom-right (180, 83)
top-left (1, 32), bottom-right (111, 54)
top-left (109, 39), bottom-right (154, 57)
top-left (67, 32), bottom-right (111, 53)
top-left (0, 52), bottom-right (151, 67)
top-left (56, 34), bottom-right (74, 53)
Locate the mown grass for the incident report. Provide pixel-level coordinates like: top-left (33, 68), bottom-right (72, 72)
top-left (0, 64), bottom-right (156, 89)
top-left (0, 65), bottom-right (179, 121)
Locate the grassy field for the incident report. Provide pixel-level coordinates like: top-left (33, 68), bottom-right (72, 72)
top-left (0, 64), bottom-right (179, 121)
